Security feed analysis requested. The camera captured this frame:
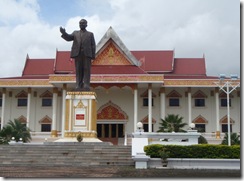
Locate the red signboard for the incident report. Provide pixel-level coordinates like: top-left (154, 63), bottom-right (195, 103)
top-left (76, 114), bottom-right (85, 120)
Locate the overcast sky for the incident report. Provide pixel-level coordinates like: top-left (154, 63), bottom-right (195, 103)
top-left (0, 0), bottom-right (240, 78)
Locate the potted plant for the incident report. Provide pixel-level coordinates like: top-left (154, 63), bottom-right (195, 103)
top-left (76, 133), bottom-right (83, 142)
top-left (159, 148), bottom-right (170, 167)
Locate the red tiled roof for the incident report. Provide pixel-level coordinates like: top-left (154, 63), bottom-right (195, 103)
top-left (22, 58), bottom-right (54, 76)
top-left (54, 51), bottom-right (146, 74)
top-left (131, 50), bottom-right (174, 72)
top-left (16, 51), bottom-right (207, 79)
top-left (91, 65), bottom-right (147, 74)
top-left (54, 51), bottom-right (74, 73)
top-left (172, 58), bottom-right (206, 75)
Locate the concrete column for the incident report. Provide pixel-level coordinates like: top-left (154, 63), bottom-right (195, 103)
top-left (51, 87), bottom-right (58, 137)
top-left (61, 84), bottom-right (67, 137)
top-left (26, 88), bottom-right (31, 128)
top-left (148, 84), bottom-right (152, 132)
top-left (1, 88), bottom-right (6, 129)
top-left (215, 87), bottom-right (220, 138)
top-left (187, 87), bottom-right (192, 125)
top-left (134, 84), bottom-right (138, 132)
top-left (160, 87), bottom-right (166, 120)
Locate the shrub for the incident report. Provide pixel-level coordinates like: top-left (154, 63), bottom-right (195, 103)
top-left (221, 133), bottom-right (240, 145)
top-left (198, 135), bottom-right (208, 144)
top-left (158, 147), bottom-right (170, 161)
top-left (144, 144), bottom-right (240, 159)
top-left (76, 133), bottom-right (83, 142)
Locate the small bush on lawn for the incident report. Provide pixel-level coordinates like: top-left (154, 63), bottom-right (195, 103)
top-left (144, 144), bottom-right (240, 159)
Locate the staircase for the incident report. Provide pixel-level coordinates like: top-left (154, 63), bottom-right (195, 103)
top-left (0, 143), bottom-right (134, 167)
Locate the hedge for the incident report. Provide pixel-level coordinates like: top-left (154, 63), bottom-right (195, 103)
top-left (144, 144), bottom-right (240, 159)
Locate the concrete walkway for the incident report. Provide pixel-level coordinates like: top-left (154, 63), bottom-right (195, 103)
top-left (0, 166), bottom-right (240, 178)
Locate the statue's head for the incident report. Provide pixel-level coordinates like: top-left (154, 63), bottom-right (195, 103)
top-left (79, 19), bottom-right (87, 30)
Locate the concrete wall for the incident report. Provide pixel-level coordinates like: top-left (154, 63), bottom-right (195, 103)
top-left (148, 158), bottom-right (240, 170)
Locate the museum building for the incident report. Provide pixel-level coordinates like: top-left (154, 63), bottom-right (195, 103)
top-left (0, 27), bottom-right (240, 144)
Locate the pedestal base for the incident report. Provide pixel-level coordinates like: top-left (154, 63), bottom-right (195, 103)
top-left (64, 91), bottom-right (97, 138)
top-left (64, 131), bottom-right (97, 138)
top-left (53, 137), bottom-right (102, 143)
top-left (51, 130), bottom-right (58, 137)
top-left (216, 131), bottom-right (221, 139)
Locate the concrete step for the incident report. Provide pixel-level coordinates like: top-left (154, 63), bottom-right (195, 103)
top-left (0, 144), bottom-right (134, 167)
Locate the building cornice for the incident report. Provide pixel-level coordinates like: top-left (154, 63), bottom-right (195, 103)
top-left (0, 76), bottom-right (240, 88)
top-left (49, 74), bottom-right (164, 84)
top-left (0, 79), bottom-right (53, 87)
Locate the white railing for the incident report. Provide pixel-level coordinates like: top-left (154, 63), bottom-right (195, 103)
top-left (132, 130), bottom-right (201, 156)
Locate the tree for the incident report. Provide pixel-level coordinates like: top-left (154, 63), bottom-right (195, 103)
top-left (157, 114), bottom-right (187, 132)
top-left (0, 119), bottom-right (31, 143)
top-left (221, 133), bottom-right (240, 145)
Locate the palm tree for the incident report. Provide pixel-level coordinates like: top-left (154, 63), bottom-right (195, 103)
top-left (158, 114), bottom-right (187, 132)
top-left (0, 119), bottom-right (31, 143)
top-left (221, 133), bottom-right (240, 145)
top-left (0, 126), bottom-right (13, 144)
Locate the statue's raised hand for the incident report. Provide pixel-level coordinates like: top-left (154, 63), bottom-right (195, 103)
top-left (60, 27), bottom-right (66, 34)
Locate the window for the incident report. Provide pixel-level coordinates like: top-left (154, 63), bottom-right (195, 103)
top-left (22, 123), bottom-right (27, 127)
top-left (169, 98), bottom-right (179, 107)
top-left (195, 98), bottom-right (205, 107)
top-left (222, 124), bottom-right (232, 133)
top-left (41, 124), bottom-right (51, 132)
top-left (221, 98), bottom-right (231, 107)
top-left (195, 124), bottom-right (206, 132)
top-left (18, 98), bottom-right (27, 107)
top-left (143, 124), bottom-right (154, 132)
top-left (143, 98), bottom-right (154, 107)
top-left (0, 98), bottom-right (2, 107)
top-left (42, 98), bottom-right (52, 107)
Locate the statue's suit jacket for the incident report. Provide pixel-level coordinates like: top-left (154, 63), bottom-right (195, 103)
top-left (61, 30), bottom-right (96, 59)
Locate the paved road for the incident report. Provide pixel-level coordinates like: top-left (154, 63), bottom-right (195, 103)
top-left (0, 166), bottom-right (241, 178)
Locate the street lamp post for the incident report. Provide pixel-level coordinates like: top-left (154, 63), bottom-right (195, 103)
top-left (215, 74), bottom-right (240, 146)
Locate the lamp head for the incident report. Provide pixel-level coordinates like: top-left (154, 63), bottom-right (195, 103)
top-left (190, 123), bottom-right (195, 129)
top-left (137, 122), bottom-right (143, 129)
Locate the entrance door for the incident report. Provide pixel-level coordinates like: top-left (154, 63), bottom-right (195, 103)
top-left (97, 123), bottom-right (124, 145)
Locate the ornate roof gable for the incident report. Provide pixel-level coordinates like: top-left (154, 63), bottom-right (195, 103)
top-left (192, 90), bottom-right (208, 98)
top-left (93, 42), bottom-right (132, 65)
top-left (166, 90), bottom-right (182, 98)
top-left (95, 27), bottom-right (141, 66)
top-left (15, 90), bottom-right (28, 98)
top-left (97, 101), bottom-right (128, 120)
top-left (39, 90), bottom-right (53, 98)
top-left (192, 115), bottom-right (208, 124)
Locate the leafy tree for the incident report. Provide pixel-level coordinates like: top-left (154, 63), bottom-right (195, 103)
top-left (0, 119), bottom-right (31, 143)
top-left (221, 133), bottom-right (240, 145)
top-left (157, 114), bottom-right (187, 132)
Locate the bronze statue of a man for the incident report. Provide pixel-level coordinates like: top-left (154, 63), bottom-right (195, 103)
top-left (60, 19), bottom-right (96, 91)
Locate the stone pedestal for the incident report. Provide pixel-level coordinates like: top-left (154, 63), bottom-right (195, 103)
top-left (216, 131), bottom-right (221, 139)
top-left (64, 91), bottom-right (97, 138)
top-left (51, 130), bottom-right (58, 137)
